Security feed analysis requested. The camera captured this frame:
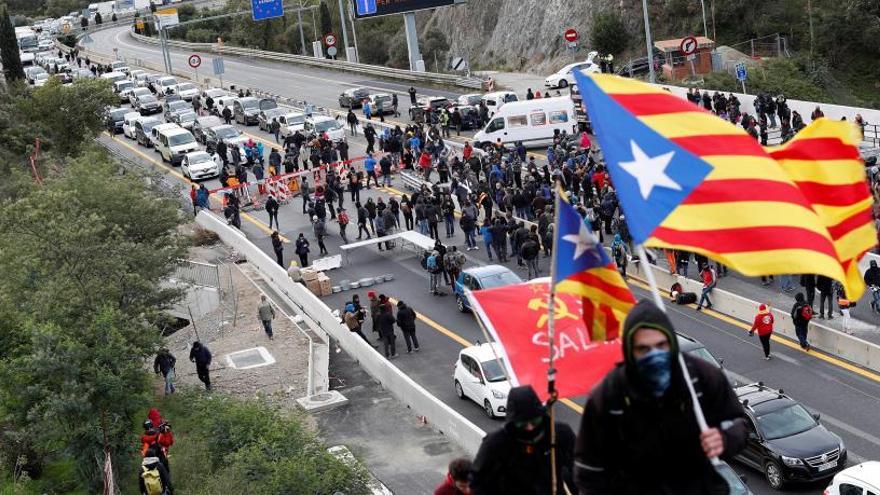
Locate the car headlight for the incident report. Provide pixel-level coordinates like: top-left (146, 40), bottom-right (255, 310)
top-left (492, 390), bottom-right (506, 400)
top-left (781, 455), bottom-right (804, 467)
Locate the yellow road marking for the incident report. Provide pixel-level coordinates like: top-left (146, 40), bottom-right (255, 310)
top-left (106, 134), bottom-right (290, 242)
top-left (626, 275), bottom-right (880, 383)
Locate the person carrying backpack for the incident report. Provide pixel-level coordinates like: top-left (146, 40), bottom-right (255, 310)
top-left (140, 452), bottom-right (173, 495)
top-left (426, 250), bottom-right (442, 295)
top-left (749, 303), bottom-right (775, 360)
top-left (337, 207), bottom-right (350, 244)
top-left (791, 292), bottom-right (812, 351)
top-left (695, 263), bottom-right (716, 312)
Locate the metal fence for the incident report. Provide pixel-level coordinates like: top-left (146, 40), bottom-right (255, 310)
top-left (175, 260), bottom-right (221, 288)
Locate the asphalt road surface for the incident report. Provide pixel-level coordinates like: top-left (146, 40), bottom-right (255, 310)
top-left (89, 31), bottom-right (880, 494)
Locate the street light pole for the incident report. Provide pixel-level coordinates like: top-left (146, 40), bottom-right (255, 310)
top-left (699, 0), bottom-right (709, 38)
top-left (641, 0), bottom-right (656, 83)
top-left (297, 0), bottom-right (307, 55)
top-left (336, 0), bottom-right (350, 52)
top-left (347, 0), bottom-right (360, 63)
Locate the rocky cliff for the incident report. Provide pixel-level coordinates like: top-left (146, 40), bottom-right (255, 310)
top-left (421, 0), bottom-right (634, 73)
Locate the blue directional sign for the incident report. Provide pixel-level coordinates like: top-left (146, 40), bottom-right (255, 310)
top-left (252, 0), bottom-right (284, 21)
top-left (355, 0), bottom-right (377, 16)
top-left (735, 63), bottom-right (747, 82)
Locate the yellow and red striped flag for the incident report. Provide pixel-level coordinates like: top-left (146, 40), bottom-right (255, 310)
top-left (768, 120), bottom-right (876, 296)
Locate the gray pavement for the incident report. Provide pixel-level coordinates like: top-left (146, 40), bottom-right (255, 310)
top-left (90, 34), bottom-right (880, 494)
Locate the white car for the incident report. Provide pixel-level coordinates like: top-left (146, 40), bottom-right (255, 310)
top-left (32, 72), bottom-right (50, 87)
top-left (457, 93), bottom-right (482, 107)
top-left (544, 56), bottom-right (601, 89)
top-left (121, 111), bottom-right (142, 139)
top-left (198, 87), bottom-right (228, 109)
top-left (110, 60), bottom-right (130, 74)
top-left (181, 151), bottom-right (221, 181)
top-left (825, 461), bottom-right (880, 494)
top-left (154, 76), bottom-right (179, 97)
top-left (304, 115), bottom-right (346, 143)
top-left (174, 82), bottom-right (200, 101)
top-left (278, 111), bottom-right (307, 138)
top-left (453, 342), bottom-right (511, 418)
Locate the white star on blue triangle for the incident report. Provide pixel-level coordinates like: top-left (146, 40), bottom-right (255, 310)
top-left (554, 195), bottom-right (611, 284)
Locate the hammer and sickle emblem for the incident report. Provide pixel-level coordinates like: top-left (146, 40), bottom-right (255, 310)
top-left (527, 297), bottom-right (579, 328)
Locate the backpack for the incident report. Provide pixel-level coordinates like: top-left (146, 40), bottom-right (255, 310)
top-left (142, 466), bottom-right (163, 495)
top-left (800, 304), bottom-right (813, 321)
top-left (338, 211), bottom-right (349, 225)
top-left (426, 255), bottom-right (438, 271)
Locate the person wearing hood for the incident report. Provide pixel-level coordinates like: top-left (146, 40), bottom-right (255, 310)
top-left (470, 385), bottom-right (575, 495)
top-left (574, 300), bottom-right (747, 494)
top-left (189, 341), bottom-right (212, 391)
top-left (749, 303), bottom-right (775, 359)
top-left (139, 447), bottom-right (174, 495)
top-left (864, 260), bottom-right (880, 312)
top-left (791, 292), bottom-right (813, 350)
top-left (434, 457), bottom-right (472, 495)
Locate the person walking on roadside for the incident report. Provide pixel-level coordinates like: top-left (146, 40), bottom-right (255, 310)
top-left (337, 207), bottom-right (350, 244)
top-left (346, 109), bottom-right (358, 136)
top-left (791, 292), bottom-right (813, 351)
top-left (865, 260), bottom-right (880, 313)
top-left (376, 303), bottom-right (398, 358)
top-left (749, 303), bottom-right (775, 360)
top-left (800, 273), bottom-right (816, 308)
top-left (396, 300), bottom-right (420, 353)
top-left (271, 231), bottom-right (284, 267)
top-left (295, 233), bottom-right (310, 267)
top-left (408, 86), bottom-right (417, 106)
top-left (816, 274), bottom-right (834, 319)
top-left (189, 341), bottom-right (212, 391)
top-left (695, 263), bottom-right (717, 311)
top-left (265, 194), bottom-right (280, 230)
top-left (257, 295), bottom-right (275, 339)
top-left (312, 215), bottom-right (328, 255)
top-left (344, 302), bottom-right (377, 347)
top-left (153, 348), bottom-right (176, 396)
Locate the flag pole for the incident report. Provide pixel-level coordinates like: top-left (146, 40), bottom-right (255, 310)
top-left (546, 185), bottom-right (564, 495)
top-left (635, 244), bottom-right (720, 466)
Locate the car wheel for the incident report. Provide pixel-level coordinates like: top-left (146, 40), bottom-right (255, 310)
top-left (484, 400), bottom-right (495, 419)
top-left (455, 380), bottom-right (465, 399)
top-left (182, 168), bottom-right (190, 179)
top-left (764, 461), bottom-right (785, 490)
top-left (457, 295), bottom-right (467, 313)
top-left (558, 79), bottom-right (569, 88)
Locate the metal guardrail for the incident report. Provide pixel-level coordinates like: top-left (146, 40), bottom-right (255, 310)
top-left (128, 30), bottom-right (486, 90)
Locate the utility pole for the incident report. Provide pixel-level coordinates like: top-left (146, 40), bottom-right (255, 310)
top-left (807, 0), bottom-right (815, 64)
top-left (403, 12), bottom-right (423, 71)
top-left (336, 0), bottom-right (350, 54)
top-left (699, 0), bottom-right (708, 38)
top-left (641, 0), bottom-right (656, 83)
top-left (347, 0), bottom-right (360, 63)
top-left (297, 0), bottom-right (307, 55)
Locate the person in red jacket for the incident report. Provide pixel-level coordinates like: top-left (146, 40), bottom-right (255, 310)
top-left (749, 303), bottom-right (774, 360)
top-left (434, 458), bottom-right (472, 495)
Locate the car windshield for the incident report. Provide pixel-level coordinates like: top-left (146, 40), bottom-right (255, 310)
top-left (168, 133), bottom-right (195, 146)
top-left (285, 114), bottom-right (305, 125)
top-left (142, 120), bottom-right (160, 132)
top-left (117, 82), bottom-right (133, 90)
top-left (264, 108), bottom-right (284, 119)
top-left (241, 100), bottom-right (258, 110)
top-left (169, 101), bottom-right (188, 111)
top-left (109, 109), bottom-right (127, 120)
top-left (140, 96), bottom-right (157, 104)
top-left (464, 95), bottom-right (481, 105)
top-left (160, 78), bottom-right (177, 87)
top-left (686, 347), bottom-right (722, 368)
top-left (479, 271), bottom-right (521, 289)
top-left (188, 152), bottom-right (212, 164)
top-left (215, 127), bottom-right (240, 139)
top-left (34, 73), bottom-right (49, 80)
top-left (481, 358), bottom-right (508, 383)
top-left (315, 120), bottom-right (341, 132)
top-left (177, 83), bottom-right (196, 92)
top-left (178, 112), bottom-right (196, 122)
top-left (757, 404), bottom-right (817, 440)
top-left (374, 95), bottom-right (391, 104)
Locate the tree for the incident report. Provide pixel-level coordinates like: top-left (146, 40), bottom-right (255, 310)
top-left (590, 12), bottom-right (629, 57)
top-left (319, 1), bottom-right (333, 36)
top-left (422, 28), bottom-right (450, 72)
top-left (94, 12), bottom-right (102, 25)
top-left (0, 6), bottom-right (25, 82)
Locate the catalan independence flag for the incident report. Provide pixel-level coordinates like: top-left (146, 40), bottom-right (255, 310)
top-left (768, 120), bottom-right (876, 297)
top-left (552, 186), bottom-right (635, 341)
top-left (573, 72), bottom-right (869, 299)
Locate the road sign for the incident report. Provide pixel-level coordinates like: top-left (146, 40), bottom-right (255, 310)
top-left (155, 8), bottom-right (179, 28)
top-left (323, 33), bottom-right (337, 47)
top-left (450, 56), bottom-right (468, 71)
top-left (188, 54), bottom-right (202, 68)
top-left (251, 0), bottom-right (284, 21)
top-left (686, 53), bottom-right (696, 61)
top-left (353, 0), bottom-right (462, 19)
top-left (327, 46), bottom-right (338, 57)
top-left (564, 28), bottom-right (579, 43)
top-left (567, 41), bottom-right (578, 50)
top-left (735, 62), bottom-right (747, 81)
top-left (680, 36), bottom-right (698, 56)
top-left (135, 19), bottom-right (144, 30)
top-left (212, 57), bottom-right (225, 75)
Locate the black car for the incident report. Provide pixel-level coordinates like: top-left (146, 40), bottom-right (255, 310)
top-left (106, 107), bottom-right (128, 134)
top-left (338, 87), bottom-right (369, 109)
top-left (677, 332), bottom-right (737, 386)
top-left (451, 105), bottom-right (481, 130)
top-left (734, 383), bottom-right (846, 490)
top-left (135, 95), bottom-right (162, 116)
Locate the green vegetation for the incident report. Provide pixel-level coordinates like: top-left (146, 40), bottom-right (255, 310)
top-left (591, 12), bottom-right (629, 58)
top-left (149, 390), bottom-right (371, 495)
top-left (0, 6), bottom-right (25, 82)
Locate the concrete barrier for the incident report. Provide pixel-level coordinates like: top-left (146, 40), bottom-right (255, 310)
top-left (195, 210), bottom-right (487, 454)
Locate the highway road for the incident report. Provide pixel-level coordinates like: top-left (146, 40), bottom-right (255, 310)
top-left (88, 31), bottom-right (880, 494)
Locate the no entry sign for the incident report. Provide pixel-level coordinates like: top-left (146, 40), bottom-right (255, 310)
top-left (188, 54), bottom-right (202, 68)
top-left (324, 33), bottom-right (337, 47)
top-left (564, 28), bottom-right (579, 43)
top-left (680, 36), bottom-right (698, 56)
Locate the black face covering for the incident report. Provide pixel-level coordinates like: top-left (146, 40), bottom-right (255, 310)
top-left (512, 416), bottom-right (546, 444)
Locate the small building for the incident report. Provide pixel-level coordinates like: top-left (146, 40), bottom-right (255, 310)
top-left (654, 36), bottom-right (715, 81)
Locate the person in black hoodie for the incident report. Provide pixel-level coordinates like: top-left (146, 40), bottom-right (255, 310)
top-left (574, 300), bottom-right (747, 495)
top-left (396, 300), bottom-right (419, 353)
top-left (470, 385), bottom-right (575, 495)
top-left (189, 341), bottom-right (213, 391)
top-left (791, 292), bottom-right (813, 350)
top-left (816, 275), bottom-right (834, 319)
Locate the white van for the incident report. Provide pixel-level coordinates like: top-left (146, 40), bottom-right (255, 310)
top-left (156, 127), bottom-right (198, 166)
top-left (150, 123), bottom-right (181, 151)
top-left (121, 111), bottom-right (142, 139)
top-left (481, 91), bottom-right (519, 116)
top-left (473, 96), bottom-right (576, 150)
top-left (100, 71), bottom-right (128, 84)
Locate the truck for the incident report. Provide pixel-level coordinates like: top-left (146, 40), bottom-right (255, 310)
top-left (88, 1), bottom-right (116, 17)
top-left (14, 27), bottom-right (38, 53)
